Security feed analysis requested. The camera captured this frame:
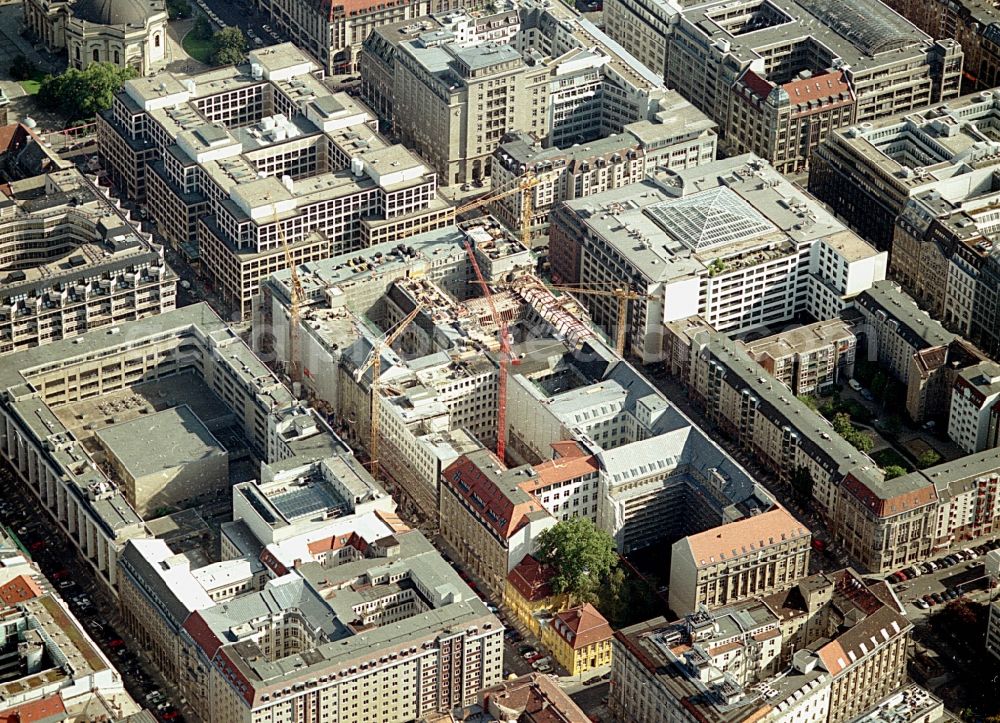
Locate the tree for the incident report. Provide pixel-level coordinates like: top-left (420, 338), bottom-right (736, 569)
top-left (832, 412), bottom-right (853, 437)
top-left (883, 465), bottom-right (907, 480)
top-left (797, 395), bottom-right (818, 411)
top-left (8, 54), bottom-right (35, 81)
top-left (852, 431), bottom-right (874, 453)
top-left (211, 27), bottom-right (247, 66)
top-left (38, 63), bottom-right (137, 122)
top-left (790, 465), bottom-right (813, 502)
top-left (193, 14), bottom-right (211, 38)
top-left (166, 0), bottom-right (192, 18)
top-left (534, 518), bottom-right (618, 605)
top-left (918, 449), bottom-right (942, 469)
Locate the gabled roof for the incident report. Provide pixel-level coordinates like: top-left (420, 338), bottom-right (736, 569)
top-left (443, 451), bottom-right (548, 540)
top-left (507, 555), bottom-right (556, 603)
top-left (0, 574), bottom-right (43, 605)
top-left (550, 603), bottom-right (612, 650)
top-left (682, 507), bottom-right (810, 568)
top-left (0, 695), bottom-right (66, 723)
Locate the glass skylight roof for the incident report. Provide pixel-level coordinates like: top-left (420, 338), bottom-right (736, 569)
top-left (645, 187), bottom-right (777, 251)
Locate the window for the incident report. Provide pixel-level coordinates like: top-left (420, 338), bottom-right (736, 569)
top-left (155, 34), bottom-right (161, 47)
top-left (93, 48), bottom-right (100, 62)
top-left (114, 50), bottom-right (120, 64)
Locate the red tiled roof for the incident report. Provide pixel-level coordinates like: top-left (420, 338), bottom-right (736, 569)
top-left (781, 71), bottom-right (852, 102)
top-left (0, 695), bottom-right (66, 723)
top-left (524, 442), bottom-right (599, 492)
top-left (443, 454), bottom-right (545, 540)
top-left (0, 574), bottom-right (43, 606)
top-left (685, 507), bottom-right (809, 567)
top-left (182, 611), bottom-right (224, 659)
top-left (551, 604), bottom-right (612, 650)
top-left (741, 70), bottom-right (774, 99)
top-left (307, 531), bottom-right (367, 556)
top-left (507, 554), bottom-right (555, 602)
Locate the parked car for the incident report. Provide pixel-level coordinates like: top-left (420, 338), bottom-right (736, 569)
top-left (923, 594), bottom-right (937, 607)
top-left (584, 676), bottom-right (602, 686)
top-left (914, 599), bottom-right (929, 610)
top-left (848, 379), bottom-right (862, 391)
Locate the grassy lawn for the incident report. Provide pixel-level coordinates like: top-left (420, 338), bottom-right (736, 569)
top-left (18, 70), bottom-right (45, 95)
top-left (871, 447), bottom-right (911, 472)
top-left (182, 28), bottom-right (213, 64)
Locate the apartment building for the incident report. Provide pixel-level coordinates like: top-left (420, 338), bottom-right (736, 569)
top-left (256, 0), bottom-right (489, 74)
top-left (97, 44), bottom-right (451, 319)
top-left (686, 331), bottom-right (1000, 572)
top-left (489, 92), bottom-right (717, 248)
top-left (0, 303), bottom-right (345, 590)
top-left (611, 569), bottom-right (911, 723)
top-left (120, 509), bottom-right (503, 723)
top-left (948, 361), bottom-right (1000, 453)
top-left (503, 554), bottom-right (567, 638)
top-left (359, 0), bottom-right (668, 188)
top-left (743, 319), bottom-right (857, 396)
top-left (810, 89), bottom-right (1000, 250)
top-left (0, 532), bottom-right (141, 719)
top-left (659, 0), bottom-right (962, 174)
top-left (439, 450), bottom-right (557, 598)
top-left (856, 280), bottom-right (987, 423)
top-left (0, 168), bottom-right (175, 353)
top-left (668, 507), bottom-right (811, 615)
top-left (549, 154), bottom-right (886, 362)
top-left (479, 673), bottom-right (590, 722)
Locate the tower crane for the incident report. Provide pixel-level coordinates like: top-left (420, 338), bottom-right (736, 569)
top-left (354, 303), bottom-right (424, 477)
top-left (464, 240), bottom-right (512, 462)
top-left (275, 211), bottom-right (305, 386)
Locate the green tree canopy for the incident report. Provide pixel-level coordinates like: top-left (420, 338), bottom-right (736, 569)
top-left (883, 465), bottom-right (907, 480)
top-left (534, 518), bottom-right (618, 604)
top-left (211, 27), bottom-right (247, 66)
top-left (166, 0), bottom-right (192, 18)
top-left (38, 63), bottom-right (137, 122)
top-left (918, 449), bottom-right (942, 469)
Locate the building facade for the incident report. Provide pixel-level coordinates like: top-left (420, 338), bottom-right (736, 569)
top-left (539, 604), bottom-right (613, 677)
top-left (743, 319), bottom-right (857, 397)
top-left (489, 92), bottom-right (717, 248)
top-left (0, 168), bottom-right (176, 354)
top-left (668, 507), bottom-right (811, 615)
top-left (97, 44), bottom-right (451, 319)
top-left (549, 155), bottom-right (886, 362)
top-left (948, 361), bottom-right (1000, 453)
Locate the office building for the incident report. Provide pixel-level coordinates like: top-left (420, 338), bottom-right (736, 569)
top-left (490, 92), bottom-right (717, 248)
top-left (810, 89), bottom-right (1000, 249)
top-left (0, 168), bottom-right (176, 354)
top-left (97, 43), bottom-right (451, 319)
top-left (659, 0), bottom-right (962, 174)
top-left (948, 361), bottom-right (1000, 453)
top-left (119, 510), bottom-right (503, 723)
top-left (743, 319), bottom-right (857, 397)
top-left (879, 0), bottom-right (1000, 91)
top-left (359, 0), bottom-right (668, 188)
top-left (549, 154), bottom-right (886, 362)
top-left (23, 0), bottom-right (167, 75)
top-left (686, 331), bottom-right (1000, 572)
top-left (0, 303), bottom-right (346, 590)
top-left (602, 0), bottom-right (677, 80)
top-left (611, 569), bottom-right (911, 723)
top-left (668, 507), bottom-right (811, 615)
top-left (439, 449), bottom-right (558, 598)
top-left (256, 0), bottom-right (492, 74)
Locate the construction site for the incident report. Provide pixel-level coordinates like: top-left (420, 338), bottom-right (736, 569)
top-left (257, 217), bottom-right (611, 529)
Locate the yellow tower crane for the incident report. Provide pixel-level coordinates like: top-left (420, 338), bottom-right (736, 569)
top-left (354, 303), bottom-right (424, 477)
